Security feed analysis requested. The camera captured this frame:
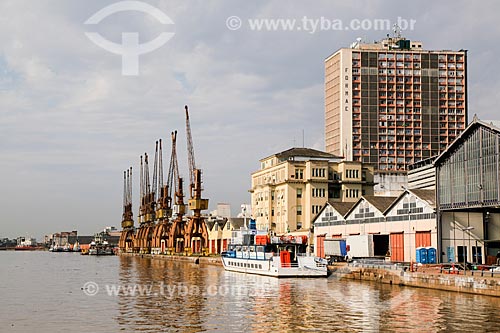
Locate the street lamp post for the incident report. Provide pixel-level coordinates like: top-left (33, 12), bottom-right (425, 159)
top-left (241, 204), bottom-right (247, 229)
top-left (462, 226), bottom-right (474, 275)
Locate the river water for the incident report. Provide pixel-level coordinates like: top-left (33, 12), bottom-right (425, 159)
top-left (1, 251), bottom-right (499, 332)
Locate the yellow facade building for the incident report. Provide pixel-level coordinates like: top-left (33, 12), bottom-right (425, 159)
top-left (250, 148), bottom-right (375, 236)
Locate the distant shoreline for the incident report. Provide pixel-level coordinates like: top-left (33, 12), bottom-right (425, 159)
top-left (0, 247), bottom-right (47, 251)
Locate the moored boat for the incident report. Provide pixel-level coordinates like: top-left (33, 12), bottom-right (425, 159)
top-left (221, 229), bottom-right (328, 278)
top-left (15, 237), bottom-right (43, 251)
top-left (88, 240), bottom-right (115, 256)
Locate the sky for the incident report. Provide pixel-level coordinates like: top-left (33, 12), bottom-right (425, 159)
top-left (1, 0), bottom-right (500, 239)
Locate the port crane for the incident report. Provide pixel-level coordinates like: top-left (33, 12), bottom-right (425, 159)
top-left (152, 139), bottom-right (171, 253)
top-left (136, 151), bottom-right (156, 253)
top-left (118, 105), bottom-right (210, 255)
top-left (168, 130), bottom-right (187, 253)
top-left (119, 167), bottom-right (135, 252)
top-left (183, 105), bottom-right (209, 254)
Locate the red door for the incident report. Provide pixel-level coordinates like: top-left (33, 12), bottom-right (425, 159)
top-left (390, 233), bottom-right (404, 262)
top-left (211, 240), bottom-right (215, 253)
top-left (193, 240), bottom-right (201, 253)
top-left (316, 235), bottom-right (326, 258)
top-left (217, 239), bottom-right (222, 254)
top-left (223, 239), bottom-right (228, 251)
top-left (415, 231), bottom-right (431, 248)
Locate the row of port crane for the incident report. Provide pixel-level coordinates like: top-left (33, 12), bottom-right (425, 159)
top-left (118, 106), bottom-right (209, 255)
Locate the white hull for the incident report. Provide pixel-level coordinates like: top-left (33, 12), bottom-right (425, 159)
top-left (221, 256), bottom-right (327, 278)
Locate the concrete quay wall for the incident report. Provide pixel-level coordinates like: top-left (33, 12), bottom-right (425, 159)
top-left (331, 265), bottom-right (500, 297)
top-left (120, 252), bottom-right (223, 266)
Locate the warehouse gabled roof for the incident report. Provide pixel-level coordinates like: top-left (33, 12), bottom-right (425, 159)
top-left (344, 195), bottom-right (398, 218)
top-left (362, 195), bottom-right (399, 213)
top-left (409, 189), bottom-right (436, 208)
top-left (328, 201), bottom-right (357, 216)
top-left (313, 201), bottom-right (356, 225)
top-left (434, 115), bottom-right (500, 166)
top-left (383, 189), bottom-right (436, 213)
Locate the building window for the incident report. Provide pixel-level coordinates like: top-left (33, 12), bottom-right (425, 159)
top-left (297, 188), bottom-right (302, 198)
top-left (312, 168), bottom-right (325, 178)
top-left (295, 169), bottom-right (304, 179)
top-left (297, 206), bottom-right (302, 216)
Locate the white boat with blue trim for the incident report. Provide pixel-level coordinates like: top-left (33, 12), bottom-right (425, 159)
top-left (221, 229), bottom-right (328, 278)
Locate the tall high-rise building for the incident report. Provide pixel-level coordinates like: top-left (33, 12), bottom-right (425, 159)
top-left (325, 34), bottom-right (467, 192)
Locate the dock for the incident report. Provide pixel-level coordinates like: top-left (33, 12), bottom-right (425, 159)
top-left (330, 263), bottom-right (500, 297)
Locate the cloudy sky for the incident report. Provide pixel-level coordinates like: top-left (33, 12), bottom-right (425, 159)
top-left (1, 0), bottom-right (499, 239)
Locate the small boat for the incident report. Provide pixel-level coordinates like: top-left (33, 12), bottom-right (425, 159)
top-left (15, 237), bottom-right (43, 251)
top-left (221, 229), bottom-right (328, 278)
top-left (88, 240), bottom-right (114, 256)
top-left (80, 244), bottom-right (90, 255)
top-left (72, 240), bottom-right (81, 252)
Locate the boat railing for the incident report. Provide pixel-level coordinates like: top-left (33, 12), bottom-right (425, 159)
top-left (281, 262), bottom-right (300, 268)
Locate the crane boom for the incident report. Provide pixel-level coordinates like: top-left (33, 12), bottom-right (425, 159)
top-left (152, 141), bottom-right (159, 203)
top-left (183, 105), bottom-right (209, 254)
top-left (185, 105), bottom-right (196, 190)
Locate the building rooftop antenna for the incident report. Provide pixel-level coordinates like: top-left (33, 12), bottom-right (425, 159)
top-left (393, 23), bottom-right (402, 39)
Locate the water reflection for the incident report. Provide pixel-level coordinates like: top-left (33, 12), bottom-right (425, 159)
top-left (2, 252), bottom-right (500, 332)
top-left (115, 256), bottom-right (500, 332)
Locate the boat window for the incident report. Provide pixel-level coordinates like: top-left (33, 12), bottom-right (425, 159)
top-left (249, 247), bottom-right (255, 252)
top-left (259, 264), bottom-right (262, 269)
top-left (236, 246), bottom-right (241, 251)
top-left (242, 246), bottom-right (248, 252)
top-left (257, 246), bottom-right (264, 252)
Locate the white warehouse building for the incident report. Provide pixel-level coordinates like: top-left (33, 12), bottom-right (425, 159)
top-left (314, 189), bottom-right (437, 262)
